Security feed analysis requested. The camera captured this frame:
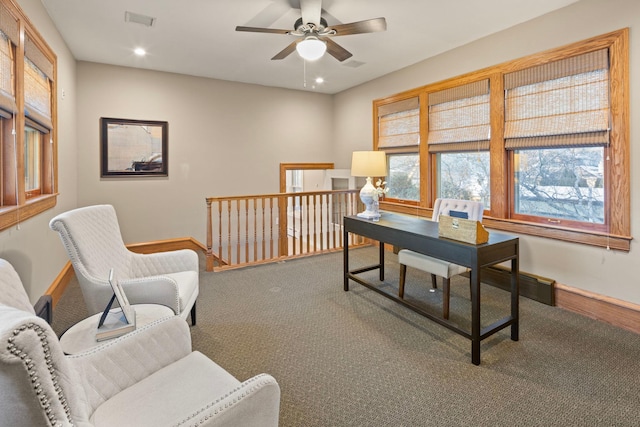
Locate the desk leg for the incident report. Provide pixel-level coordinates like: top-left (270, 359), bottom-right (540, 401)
top-left (511, 255), bottom-right (520, 341)
top-left (343, 227), bottom-right (349, 291)
top-left (379, 242), bottom-right (385, 281)
top-left (470, 266), bottom-right (481, 365)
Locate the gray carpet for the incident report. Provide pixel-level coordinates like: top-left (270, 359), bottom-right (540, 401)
top-left (52, 247), bottom-right (640, 426)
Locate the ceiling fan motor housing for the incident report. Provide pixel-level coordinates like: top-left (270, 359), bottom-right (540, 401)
top-left (294, 17), bottom-right (329, 32)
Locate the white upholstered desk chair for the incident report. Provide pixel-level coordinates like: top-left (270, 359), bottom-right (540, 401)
top-left (49, 204), bottom-right (199, 325)
top-left (398, 198), bottom-right (484, 319)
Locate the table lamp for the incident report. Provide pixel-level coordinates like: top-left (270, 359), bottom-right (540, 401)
top-left (351, 150), bottom-right (387, 219)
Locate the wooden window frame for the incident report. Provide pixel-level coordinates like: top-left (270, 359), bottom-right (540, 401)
top-left (0, 0), bottom-right (58, 231)
top-left (373, 29), bottom-right (630, 251)
top-left (374, 90), bottom-right (427, 209)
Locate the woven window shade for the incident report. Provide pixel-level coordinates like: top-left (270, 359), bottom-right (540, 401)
top-left (24, 34), bottom-right (53, 79)
top-left (0, 30), bottom-right (15, 118)
top-left (0, 3), bottom-right (19, 46)
top-left (24, 57), bottom-right (52, 130)
top-left (378, 97), bottom-right (420, 148)
top-left (504, 49), bottom-right (609, 150)
top-left (427, 80), bottom-right (490, 153)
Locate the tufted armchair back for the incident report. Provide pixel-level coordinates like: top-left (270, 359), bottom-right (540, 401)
top-left (49, 205), bottom-right (132, 315)
top-left (431, 198), bottom-right (484, 222)
top-left (50, 204), bottom-right (130, 281)
top-left (0, 259), bottom-right (35, 314)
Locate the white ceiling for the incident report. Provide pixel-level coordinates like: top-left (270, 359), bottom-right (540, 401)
top-left (40, 0), bottom-right (579, 94)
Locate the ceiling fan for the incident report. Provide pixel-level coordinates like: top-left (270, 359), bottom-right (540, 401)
top-left (235, 0), bottom-right (386, 62)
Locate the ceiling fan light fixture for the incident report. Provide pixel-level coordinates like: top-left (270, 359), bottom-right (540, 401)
top-left (296, 35), bottom-right (326, 61)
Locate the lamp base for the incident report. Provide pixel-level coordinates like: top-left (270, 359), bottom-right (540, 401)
top-left (357, 211), bottom-right (380, 219)
top-left (357, 177), bottom-right (381, 220)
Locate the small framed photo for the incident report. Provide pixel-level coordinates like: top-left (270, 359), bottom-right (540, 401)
top-left (100, 117), bottom-right (168, 177)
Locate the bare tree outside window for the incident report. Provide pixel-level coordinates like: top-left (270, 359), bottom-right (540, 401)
top-left (437, 152), bottom-right (490, 208)
top-left (514, 147), bottom-right (604, 223)
top-left (386, 153), bottom-right (420, 201)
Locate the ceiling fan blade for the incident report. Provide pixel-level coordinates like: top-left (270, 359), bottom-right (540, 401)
top-left (327, 17), bottom-right (387, 36)
top-left (235, 26), bottom-right (290, 35)
top-left (300, 0), bottom-right (322, 26)
top-left (325, 38), bottom-right (352, 62)
top-left (272, 41), bottom-right (299, 60)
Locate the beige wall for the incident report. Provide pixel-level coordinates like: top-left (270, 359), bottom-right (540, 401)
top-left (76, 63), bottom-right (334, 245)
top-left (333, 0), bottom-right (640, 305)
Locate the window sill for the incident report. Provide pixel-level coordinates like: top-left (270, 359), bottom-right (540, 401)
top-left (483, 217), bottom-right (631, 252)
top-left (380, 201), bottom-right (632, 251)
top-left (0, 194), bottom-right (58, 232)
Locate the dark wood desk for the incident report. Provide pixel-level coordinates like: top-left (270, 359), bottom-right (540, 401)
top-left (343, 212), bottom-right (519, 365)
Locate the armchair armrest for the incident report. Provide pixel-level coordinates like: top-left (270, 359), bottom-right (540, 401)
top-left (68, 315), bottom-right (191, 414)
top-left (130, 249), bottom-right (199, 276)
top-left (0, 307), bottom-right (84, 426)
top-left (175, 373), bottom-right (281, 427)
top-left (119, 276), bottom-right (181, 314)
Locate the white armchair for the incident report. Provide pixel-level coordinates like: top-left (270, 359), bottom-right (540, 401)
top-left (49, 205), bottom-right (199, 324)
top-left (398, 198), bottom-right (484, 319)
top-left (0, 259), bottom-right (281, 427)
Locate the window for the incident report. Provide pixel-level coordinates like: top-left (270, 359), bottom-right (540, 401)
top-left (505, 49), bottom-right (609, 229)
top-left (428, 80), bottom-right (491, 208)
top-left (372, 29), bottom-right (629, 250)
top-left (0, 1), bottom-right (57, 229)
top-left (374, 95), bottom-right (421, 204)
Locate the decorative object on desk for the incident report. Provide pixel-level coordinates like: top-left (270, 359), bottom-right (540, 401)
top-left (438, 215), bottom-right (489, 244)
top-left (351, 150), bottom-right (387, 220)
top-left (373, 179), bottom-right (389, 201)
top-left (96, 269), bottom-right (136, 341)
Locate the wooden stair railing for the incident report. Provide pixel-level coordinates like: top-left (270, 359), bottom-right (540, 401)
top-left (206, 189), bottom-right (368, 271)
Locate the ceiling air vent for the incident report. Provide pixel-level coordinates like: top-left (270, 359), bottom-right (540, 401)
top-left (125, 11), bottom-right (156, 27)
top-left (343, 60), bottom-right (365, 68)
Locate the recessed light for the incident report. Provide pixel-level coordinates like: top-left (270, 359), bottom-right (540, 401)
top-left (134, 48), bottom-right (146, 56)
top-left (315, 77), bottom-right (324, 84)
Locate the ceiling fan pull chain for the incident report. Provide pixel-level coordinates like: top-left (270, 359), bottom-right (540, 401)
top-left (303, 59), bottom-right (307, 88)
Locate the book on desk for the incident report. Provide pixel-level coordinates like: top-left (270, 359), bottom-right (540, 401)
top-left (96, 268), bottom-right (137, 341)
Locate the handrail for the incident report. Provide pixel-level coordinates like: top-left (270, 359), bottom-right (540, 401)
top-left (205, 189), bottom-right (368, 271)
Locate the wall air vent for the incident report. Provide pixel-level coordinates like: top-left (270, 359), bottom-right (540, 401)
top-left (125, 11), bottom-right (156, 27)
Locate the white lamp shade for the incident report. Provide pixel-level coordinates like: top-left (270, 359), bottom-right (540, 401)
top-left (296, 36), bottom-right (327, 61)
top-left (351, 151), bottom-right (387, 177)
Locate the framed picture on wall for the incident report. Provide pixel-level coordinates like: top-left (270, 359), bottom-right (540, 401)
top-left (100, 117), bottom-right (168, 177)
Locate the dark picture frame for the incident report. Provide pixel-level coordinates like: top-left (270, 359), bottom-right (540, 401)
top-left (100, 117), bottom-right (168, 177)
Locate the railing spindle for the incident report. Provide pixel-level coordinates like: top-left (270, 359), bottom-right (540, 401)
top-left (244, 199), bottom-right (249, 262)
top-left (305, 194), bottom-right (310, 254)
top-left (227, 201), bottom-right (232, 265)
